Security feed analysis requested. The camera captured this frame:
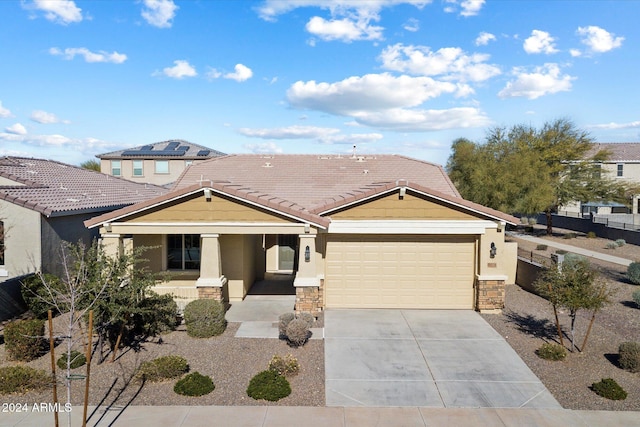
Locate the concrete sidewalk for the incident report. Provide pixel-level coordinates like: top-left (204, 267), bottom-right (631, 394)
top-left (510, 233), bottom-right (633, 267)
top-left (2, 405), bottom-right (639, 427)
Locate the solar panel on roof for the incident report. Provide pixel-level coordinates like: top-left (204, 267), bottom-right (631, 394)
top-left (166, 141), bottom-right (180, 150)
top-left (177, 145), bottom-right (189, 151)
top-left (197, 150), bottom-right (210, 156)
top-left (141, 145), bottom-right (153, 150)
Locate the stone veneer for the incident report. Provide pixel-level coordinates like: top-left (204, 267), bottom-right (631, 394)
top-left (197, 286), bottom-right (223, 302)
top-left (295, 280), bottom-right (324, 316)
top-left (476, 278), bottom-right (505, 312)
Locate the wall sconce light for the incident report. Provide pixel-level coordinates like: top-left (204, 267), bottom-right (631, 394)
top-left (203, 188), bottom-right (212, 201)
top-left (304, 245), bottom-right (310, 262)
top-left (490, 242), bottom-right (497, 258)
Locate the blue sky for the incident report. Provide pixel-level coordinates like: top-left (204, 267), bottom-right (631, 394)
top-left (0, 0), bottom-right (638, 167)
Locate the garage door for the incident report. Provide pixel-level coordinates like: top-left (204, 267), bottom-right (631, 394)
top-left (325, 235), bottom-right (475, 309)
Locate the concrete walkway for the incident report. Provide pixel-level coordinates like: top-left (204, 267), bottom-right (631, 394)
top-left (2, 405), bottom-right (639, 427)
top-left (511, 233), bottom-right (634, 266)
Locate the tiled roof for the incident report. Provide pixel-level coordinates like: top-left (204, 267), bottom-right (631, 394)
top-left (86, 154), bottom-right (518, 228)
top-left (588, 143), bottom-right (640, 162)
top-left (97, 139), bottom-right (226, 159)
top-left (0, 157), bottom-right (168, 217)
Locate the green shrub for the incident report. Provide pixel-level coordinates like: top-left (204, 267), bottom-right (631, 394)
top-left (528, 217), bottom-right (538, 226)
top-left (632, 290), bottom-right (640, 307)
top-left (626, 262), bottom-right (640, 285)
top-left (562, 232), bottom-right (577, 239)
top-left (247, 370), bottom-right (291, 401)
top-left (285, 318), bottom-right (310, 347)
top-left (520, 217), bottom-right (529, 225)
top-left (20, 274), bottom-right (65, 319)
top-left (591, 378), bottom-right (627, 400)
top-left (135, 293), bottom-right (179, 336)
top-left (535, 244), bottom-right (548, 251)
top-left (278, 312), bottom-right (295, 338)
top-left (136, 355), bottom-right (189, 382)
top-left (618, 342), bottom-right (640, 373)
top-left (174, 372), bottom-right (215, 396)
top-left (536, 343), bottom-right (567, 361)
top-left (0, 366), bottom-right (51, 394)
top-left (183, 299), bottom-right (226, 338)
top-left (587, 231), bottom-right (597, 239)
top-left (268, 354), bottom-right (300, 377)
top-left (297, 312), bottom-right (315, 328)
top-left (57, 350), bottom-right (86, 370)
top-left (563, 253), bottom-right (588, 269)
top-left (556, 249), bottom-right (568, 255)
top-left (4, 319), bottom-right (45, 362)
top-left (606, 241), bottom-right (618, 249)
top-left (616, 239), bottom-right (626, 247)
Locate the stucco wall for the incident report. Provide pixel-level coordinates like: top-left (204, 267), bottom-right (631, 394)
top-left (0, 200), bottom-right (42, 280)
top-left (100, 158), bottom-right (208, 186)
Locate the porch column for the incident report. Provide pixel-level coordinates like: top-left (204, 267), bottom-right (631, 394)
top-left (294, 234), bottom-right (322, 316)
top-left (196, 234), bottom-right (227, 301)
top-left (101, 233), bottom-right (123, 258)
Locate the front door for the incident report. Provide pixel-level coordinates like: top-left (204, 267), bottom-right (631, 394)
top-left (278, 235), bottom-right (297, 271)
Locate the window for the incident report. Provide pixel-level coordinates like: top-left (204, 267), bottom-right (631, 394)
top-left (167, 234), bottom-right (200, 270)
top-left (132, 160), bottom-right (143, 177)
top-left (111, 160), bottom-right (121, 176)
top-left (155, 160), bottom-right (169, 174)
top-left (617, 164), bottom-right (624, 177)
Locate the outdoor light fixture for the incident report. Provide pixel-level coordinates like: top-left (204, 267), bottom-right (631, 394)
top-left (490, 242), bottom-right (497, 258)
top-left (304, 245), bottom-right (310, 262)
top-left (204, 188), bottom-right (212, 201)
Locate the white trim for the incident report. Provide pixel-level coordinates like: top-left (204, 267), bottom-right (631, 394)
top-left (328, 220), bottom-right (496, 234)
top-left (115, 222), bottom-right (306, 227)
top-left (195, 276), bottom-right (228, 287)
top-left (293, 276), bottom-right (321, 287)
top-left (318, 187), bottom-right (399, 215)
top-left (476, 274), bottom-right (508, 281)
top-left (0, 268), bottom-right (8, 277)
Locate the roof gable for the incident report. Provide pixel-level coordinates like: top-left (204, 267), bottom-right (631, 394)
top-left (97, 139), bottom-right (226, 159)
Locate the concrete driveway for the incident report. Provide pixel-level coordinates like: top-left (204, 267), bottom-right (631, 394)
top-left (325, 309), bottom-right (561, 408)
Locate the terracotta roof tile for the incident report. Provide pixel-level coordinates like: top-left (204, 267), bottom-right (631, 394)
top-left (97, 139), bottom-right (226, 160)
top-left (588, 142), bottom-right (640, 161)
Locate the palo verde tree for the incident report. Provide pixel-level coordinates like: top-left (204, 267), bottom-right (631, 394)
top-left (447, 118), bottom-right (636, 234)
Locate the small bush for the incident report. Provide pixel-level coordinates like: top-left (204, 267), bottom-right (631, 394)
top-left (183, 299), bottom-right (226, 338)
top-left (626, 262), bottom-right (640, 285)
top-left (57, 350), bottom-right (86, 370)
top-left (174, 372), bottom-right (215, 396)
top-left (20, 274), bottom-right (65, 319)
top-left (632, 290), bottom-right (640, 307)
top-left (296, 312), bottom-right (315, 328)
top-left (556, 249), bottom-right (568, 255)
top-left (268, 354), bottom-right (300, 377)
top-left (136, 355), bottom-right (189, 382)
top-left (4, 319), bottom-right (45, 362)
top-left (535, 244), bottom-right (548, 251)
top-left (247, 370), bottom-right (291, 401)
top-left (536, 343), bottom-right (567, 361)
top-left (563, 253), bottom-right (588, 269)
top-left (278, 312), bottom-right (295, 338)
top-left (616, 239), bottom-right (627, 247)
top-left (135, 293), bottom-right (179, 336)
top-left (520, 217), bottom-right (529, 225)
top-left (606, 241), bottom-right (618, 249)
top-left (591, 378), bottom-right (627, 400)
top-left (618, 342), bottom-right (640, 373)
top-left (563, 232), bottom-right (577, 239)
top-left (0, 366), bottom-right (51, 395)
top-left (285, 318), bottom-right (310, 347)
top-left (587, 231), bottom-right (597, 239)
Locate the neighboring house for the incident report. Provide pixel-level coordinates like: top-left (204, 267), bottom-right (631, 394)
top-left (97, 139), bottom-right (226, 186)
top-left (0, 156), bottom-right (167, 320)
top-left (86, 154), bottom-right (518, 315)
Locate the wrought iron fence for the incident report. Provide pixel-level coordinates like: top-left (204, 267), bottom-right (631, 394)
top-left (517, 246), bottom-right (553, 268)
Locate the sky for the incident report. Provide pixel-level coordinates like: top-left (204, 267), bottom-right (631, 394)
top-left (1, 0), bottom-right (639, 168)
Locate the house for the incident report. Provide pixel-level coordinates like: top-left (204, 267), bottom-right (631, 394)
top-left (0, 157), bottom-right (168, 320)
top-left (97, 139), bottom-right (226, 186)
top-left (85, 154), bottom-right (518, 315)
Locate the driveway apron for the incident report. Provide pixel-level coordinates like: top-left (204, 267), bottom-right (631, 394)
top-left (324, 309), bottom-right (561, 408)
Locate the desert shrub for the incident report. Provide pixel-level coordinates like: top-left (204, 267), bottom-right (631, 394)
top-left (626, 262), bottom-right (640, 285)
top-left (136, 355), bottom-right (189, 382)
top-left (278, 312), bottom-right (295, 337)
top-left (535, 244), bottom-right (548, 251)
top-left (528, 217), bottom-right (538, 226)
top-left (174, 372), bottom-right (215, 396)
top-left (520, 217), bottom-right (529, 225)
top-left (591, 378), bottom-right (627, 400)
top-left (134, 293), bottom-right (180, 336)
top-left (606, 241), bottom-right (618, 249)
top-left (632, 290), bottom-right (640, 307)
top-left (20, 274), bottom-right (65, 319)
top-left (536, 343), bottom-right (567, 361)
top-left (618, 342), bottom-right (640, 373)
top-left (285, 318), bottom-right (310, 347)
top-left (556, 249), bottom-right (568, 255)
top-left (563, 253), bottom-right (588, 269)
top-left (268, 354), bottom-right (300, 377)
top-left (4, 319), bottom-right (45, 362)
top-left (0, 366), bottom-right (51, 395)
top-left (247, 370), bottom-right (291, 401)
top-left (296, 312), bottom-right (315, 328)
top-left (563, 232), bottom-right (577, 239)
top-left (183, 299), bottom-right (226, 338)
top-left (616, 239), bottom-right (626, 247)
top-left (587, 231), bottom-right (597, 239)
top-left (57, 350), bottom-right (86, 370)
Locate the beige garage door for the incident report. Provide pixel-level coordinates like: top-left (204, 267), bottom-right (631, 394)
top-left (325, 235), bottom-right (476, 309)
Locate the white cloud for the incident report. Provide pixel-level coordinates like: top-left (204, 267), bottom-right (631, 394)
top-left (154, 60), bottom-right (197, 79)
top-left (0, 101), bottom-right (12, 118)
top-left (0, 132), bottom-right (118, 153)
top-left (379, 43), bottom-right (501, 83)
top-left (444, 0), bottom-right (485, 17)
top-left (523, 30), bottom-right (558, 54)
top-left (256, 0), bottom-right (430, 21)
top-left (27, 0), bottom-right (83, 25)
top-left (403, 18), bottom-right (419, 32)
top-left (352, 107), bottom-right (490, 131)
top-left (577, 26), bottom-right (624, 53)
top-left (498, 63), bottom-right (575, 99)
top-left (475, 31), bottom-right (496, 46)
top-left (5, 123), bottom-right (27, 135)
top-left (30, 110), bottom-right (67, 124)
top-left (243, 142), bottom-right (284, 154)
top-left (305, 15), bottom-right (383, 42)
top-left (224, 64), bottom-right (253, 82)
top-left (49, 47), bottom-right (127, 64)
top-left (141, 0), bottom-right (178, 28)
top-left (320, 132), bottom-right (384, 144)
top-left (588, 121), bottom-right (640, 130)
top-left (239, 125), bottom-right (340, 139)
top-left (569, 49), bottom-right (582, 57)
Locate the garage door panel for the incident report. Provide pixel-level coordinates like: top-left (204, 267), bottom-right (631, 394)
top-left (325, 235), bottom-right (475, 309)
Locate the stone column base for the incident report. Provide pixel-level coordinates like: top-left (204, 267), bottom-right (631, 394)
top-left (295, 281), bottom-right (323, 316)
top-left (197, 286), bottom-right (223, 301)
top-left (476, 275), bottom-right (506, 312)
